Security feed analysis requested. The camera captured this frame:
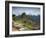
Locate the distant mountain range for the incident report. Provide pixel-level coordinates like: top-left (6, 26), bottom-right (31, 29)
top-left (16, 15), bottom-right (40, 22)
top-left (31, 15), bottom-right (40, 22)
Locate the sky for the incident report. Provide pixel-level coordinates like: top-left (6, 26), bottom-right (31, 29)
top-left (12, 7), bottom-right (40, 16)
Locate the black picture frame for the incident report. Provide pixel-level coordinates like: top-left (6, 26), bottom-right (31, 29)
top-left (5, 1), bottom-right (45, 37)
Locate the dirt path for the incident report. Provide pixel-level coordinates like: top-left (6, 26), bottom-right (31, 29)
top-left (12, 21), bottom-right (29, 31)
top-left (12, 27), bottom-right (19, 31)
top-left (12, 21), bottom-right (23, 31)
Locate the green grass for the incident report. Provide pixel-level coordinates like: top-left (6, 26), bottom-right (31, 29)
top-left (14, 19), bottom-right (32, 30)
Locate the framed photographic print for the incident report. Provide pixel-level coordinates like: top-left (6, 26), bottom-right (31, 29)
top-left (5, 1), bottom-right (45, 37)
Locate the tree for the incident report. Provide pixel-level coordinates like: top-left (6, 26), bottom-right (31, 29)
top-left (21, 12), bottom-right (26, 18)
top-left (12, 14), bottom-right (15, 17)
top-left (12, 14), bottom-right (16, 21)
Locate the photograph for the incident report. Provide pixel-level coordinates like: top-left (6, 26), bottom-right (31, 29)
top-left (5, 1), bottom-right (45, 37)
top-left (12, 7), bottom-right (40, 31)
